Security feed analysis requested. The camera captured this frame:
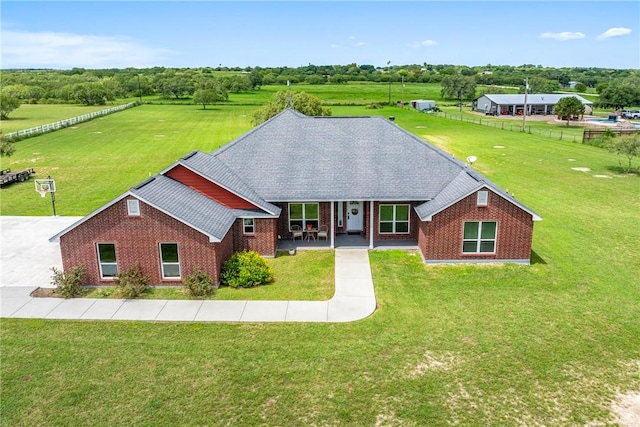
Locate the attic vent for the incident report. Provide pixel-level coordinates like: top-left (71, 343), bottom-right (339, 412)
top-left (477, 190), bottom-right (488, 207)
top-left (127, 199), bottom-right (140, 216)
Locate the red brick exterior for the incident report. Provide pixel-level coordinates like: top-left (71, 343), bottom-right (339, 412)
top-left (60, 197), bottom-right (234, 285)
top-left (232, 217), bottom-right (279, 257)
top-left (417, 190), bottom-right (534, 262)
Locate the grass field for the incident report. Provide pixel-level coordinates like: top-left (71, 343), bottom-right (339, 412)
top-left (1, 101), bottom-right (639, 425)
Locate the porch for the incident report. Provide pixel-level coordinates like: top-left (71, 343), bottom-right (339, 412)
top-left (277, 233), bottom-right (419, 252)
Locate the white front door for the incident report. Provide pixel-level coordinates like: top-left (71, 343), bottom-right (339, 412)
top-left (346, 201), bottom-right (363, 232)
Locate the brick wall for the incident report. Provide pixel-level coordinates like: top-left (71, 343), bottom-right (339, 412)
top-left (232, 217), bottom-right (279, 257)
top-left (418, 190), bottom-right (534, 262)
top-left (372, 201), bottom-right (420, 241)
top-left (60, 197), bottom-right (233, 285)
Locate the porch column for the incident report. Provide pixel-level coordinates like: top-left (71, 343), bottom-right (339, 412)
top-left (369, 201), bottom-right (374, 249)
top-left (330, 201), bottom-right (335, 248)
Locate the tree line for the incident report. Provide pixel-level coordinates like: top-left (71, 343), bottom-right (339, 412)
top-left (1, 63), bottom-right (639, 109)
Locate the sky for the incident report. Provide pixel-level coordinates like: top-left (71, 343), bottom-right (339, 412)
top-left (1, 1), bottom-right (639, 70)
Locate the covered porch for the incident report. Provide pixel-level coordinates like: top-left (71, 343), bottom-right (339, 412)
top-left (277, 233), bottom-right (418, 253)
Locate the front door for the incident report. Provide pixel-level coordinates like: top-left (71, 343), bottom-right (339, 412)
top-left (346, 201), bottom-right (363, 232)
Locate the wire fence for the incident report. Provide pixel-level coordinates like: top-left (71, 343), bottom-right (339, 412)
top-left (5, 102), bottom-right (140, 141)
top-left (434, 111), bottom-right (584, 143)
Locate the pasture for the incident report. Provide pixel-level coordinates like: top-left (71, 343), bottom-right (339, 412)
top-left (1, 101), bottom-right (639, 425)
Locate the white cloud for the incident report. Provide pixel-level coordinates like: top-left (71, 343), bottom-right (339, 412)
top-left (0, 30), bottom-right (174, 68)
top-left (330, 44), bottom-right (341, 49)
top-left (408, 39), bottom-right (438, 48)
top-left (354, 41), bottom-right (367, 47)
top-left (539, 31), bottom-right (586, 41)
top-left (596, 27), bottom-right (632, 40)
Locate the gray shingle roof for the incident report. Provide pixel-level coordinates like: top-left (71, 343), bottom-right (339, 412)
top-left (131, 175), bottom-right (236, 242)
top-left (480, 93), bottom-right (592, 105)
top-left (213, 109), bottom-right (465, 201)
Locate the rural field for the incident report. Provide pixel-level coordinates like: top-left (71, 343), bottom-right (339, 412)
top-left (1, 92), bottom-right (639, 425)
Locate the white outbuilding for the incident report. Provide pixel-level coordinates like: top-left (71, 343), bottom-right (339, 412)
top-left (475, 94), bottom-right (593, 116)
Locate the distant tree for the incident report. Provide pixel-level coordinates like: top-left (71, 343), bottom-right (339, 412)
top-left (528, 77), bottom-right (560, 93)
top-left (305, 74), bottom-right (326, 85)
top-left (71, 83), bottom-right (113, 105)
top-left (156, 76), bottom-right (193, 99)
top-left (251, 91), bottom-right (331, 125)
top-left (0, 94), bottom-right (21, 119)
top-left (440, 74), bottom-right (476, 100)
top-left (193, 88), bottom-right (226, 109)
top-left (605, 133), bottom-right (640, 173)
top-left (574, 82), bottom-right (587, 92)
top-left (598, 75), bottom-right (640, 109)
top-left (329, 74), bottom-right (347, 84)
top-left (554, 96), bottom-right (585, 126)
top-left (249, 70), bottom-right (263, 89)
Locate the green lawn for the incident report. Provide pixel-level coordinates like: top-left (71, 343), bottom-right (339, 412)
top-left (1, 103), bottom-right (639, 425)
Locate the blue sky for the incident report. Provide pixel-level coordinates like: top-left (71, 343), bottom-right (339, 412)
top-left (2, 1), bottom-right (639, 70)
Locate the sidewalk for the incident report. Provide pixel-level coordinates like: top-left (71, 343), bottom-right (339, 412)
top-left (0, 217), bottom-right (376, 323)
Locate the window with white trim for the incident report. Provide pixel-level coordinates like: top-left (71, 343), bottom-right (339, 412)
top-left (477, 191), bottom-right (488, 207)
top-left (243, 218), bottom-right (255, 234)
top-left (97, 243), bottom-right (118, 278)
top-left (462, 221), bottom-right (497, 253)
top-left (379, 204), bottom-right (410, 234)
top-left (289, 203), bottom-right (319, 230)
top-left (159, 243), bottom-right (180, 278)
top-left (127, 199), bottom-right (140, 216)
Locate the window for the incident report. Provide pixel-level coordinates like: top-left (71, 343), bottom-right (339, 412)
top-left (127, 199), bottom-right (140, 216)
top-left (379, 204), bottom-right (410, 234)
top-left (289, 203), bottom-right (319, 230)
top-left (463, 221), bottom-right (497, 253)
top-left (477, 191), bottom-right (488, 207)
top-left (160, 243), bottom-right (180, 278)
top-left (243, 218), bottom-right (255, 234)
top-left (97, 243), bottom-right (117, 278)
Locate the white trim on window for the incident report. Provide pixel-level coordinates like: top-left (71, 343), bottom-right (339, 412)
top-left (288, 203), bottom-right (319, 231)
top-left (477, 190), bottom-right (488, 207)
top-left (159, 243), bottom-right (181, 279)
top-left (243, 218), bottom-right (255, 235)
top-left (127, 199), bottom-right (140, 216)
top-left (462, 221), bottom-right (497, 254)
top-left (97, 243), bottom-right (118, 279)
top-left (379, 204), bottom-right (410, 234)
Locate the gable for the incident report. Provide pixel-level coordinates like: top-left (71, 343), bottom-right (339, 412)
top-left (165, 164), bottom-right (259, 210)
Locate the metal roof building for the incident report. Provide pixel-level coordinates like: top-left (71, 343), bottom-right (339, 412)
top-left (476, 93), bottom-right (593, 116)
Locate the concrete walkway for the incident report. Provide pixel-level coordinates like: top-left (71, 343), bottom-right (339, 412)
top-left (0, 217), bottom-right (376, 322)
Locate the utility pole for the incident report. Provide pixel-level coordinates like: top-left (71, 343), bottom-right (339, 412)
top-left (521, 77), bottom-right (529, 132)
top-left (387, 60), bottom-right (391, 105)
top-left (137, 74), bottom-right (142, 103)
top-left (458, 88), bottom-right (463, 113)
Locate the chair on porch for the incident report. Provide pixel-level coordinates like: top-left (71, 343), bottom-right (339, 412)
top-left (291, 225), bottom-right (303, 241)
top-left (317, 224), bottom-right (328, 241)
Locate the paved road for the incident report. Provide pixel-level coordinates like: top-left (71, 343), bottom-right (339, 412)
top-left (0, 216), bottom-right (376, 322)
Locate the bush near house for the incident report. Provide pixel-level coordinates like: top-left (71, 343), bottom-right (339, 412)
top-left (115, 265), bottom-right (150, 298)
top-left (220, 250), bottom-right (274, 288)
top-left (49, 265), bottom-right (86, 298)
top-left (182, 267), bottom-right (215, 298)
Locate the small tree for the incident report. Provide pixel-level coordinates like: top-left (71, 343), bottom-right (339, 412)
top-left (251, 91), bottom-right (331, 125)
top-left (554, 96), bottom-right (585, 126)
top-left (193, 88), bottom-right (225, 110)
top-left (1, 134), bottom-right (16, 157)
top-left (574, 82), bottom-right (587, 93)
top-left (605, 133), bottom-right (640, 173)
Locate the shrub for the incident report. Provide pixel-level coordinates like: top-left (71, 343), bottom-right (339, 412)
top-left (183, 267), bottom-right (215, 298)
top-left (220, 251), bottom-right (274, 288)
top-left (115, 264), bottom-right (150, 298)
top-left (50, 265), bottom-right (86, 298)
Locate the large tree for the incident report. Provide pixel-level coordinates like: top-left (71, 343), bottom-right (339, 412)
top-left (554, 96), bottom-right (585, 126)
top-left (440, 74), bottom-right (476, 100)
top-left (0, 94), bottom-right (21, 119)
top-left (251, 91), bottom-right (331, 125)
top-left (192, 88), bottom-right (227, 109)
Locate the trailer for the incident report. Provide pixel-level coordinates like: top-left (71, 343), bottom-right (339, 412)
top-left (0, 168), bottom-right (36, 187)
top-left (410, 100), bottom-right (436, 112)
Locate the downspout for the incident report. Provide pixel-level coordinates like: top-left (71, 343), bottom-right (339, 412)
top-left (369, 201), bottom-right (374, 249)
top-left (330, 201), bottom-right (335, 249)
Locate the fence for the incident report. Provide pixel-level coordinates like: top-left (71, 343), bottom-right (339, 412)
top-left (582, 128), bottom-right (639, 143)
top-left (5, 102), bottom-right (139, 141)
top-left (434, 111), bottom-right (585, 142)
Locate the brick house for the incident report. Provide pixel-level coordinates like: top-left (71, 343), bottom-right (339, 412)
top-left (50, 110), bottom-right (541, 285)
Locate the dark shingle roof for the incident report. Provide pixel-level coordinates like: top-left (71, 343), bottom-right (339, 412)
top-left (213, 110), bottom-right (465, 201)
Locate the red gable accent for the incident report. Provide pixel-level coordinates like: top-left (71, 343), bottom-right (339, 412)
top-left (166, 165), bottom-right (258, 209)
